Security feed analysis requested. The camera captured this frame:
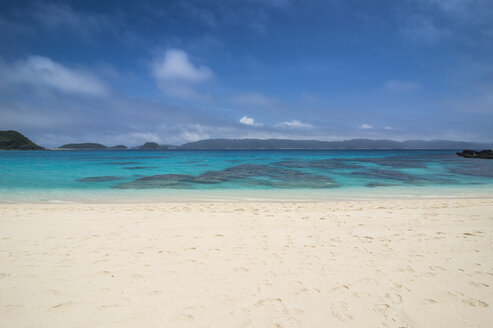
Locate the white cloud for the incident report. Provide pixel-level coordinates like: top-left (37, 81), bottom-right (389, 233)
top-left (152, 49), bottom-right (213, 99)
top-left (153, 49), bottom-right (213, 83)
top-left (384, 126), bottom-right (394, 130)
top-left (0, 55), bottom-right (108, 96)
top-left (383, 79), bottom-right (421, 92)
top-left (158, 124), bottom-right (216, 144)
top-left (277, 120), bottom-right (313, 129)
top-left (129, 132), bottom-right (162, 143)
top-left (360, 124), bottom-right (374, 129)
top-left (179, 130), bottom-right (210, 142)
top-left (239, 116), bottom-right (262, 127)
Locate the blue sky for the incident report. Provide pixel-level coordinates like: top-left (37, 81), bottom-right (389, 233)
top-left (0, 0), bottom-right (492, 146)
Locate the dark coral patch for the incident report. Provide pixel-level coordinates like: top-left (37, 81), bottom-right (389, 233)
top-left (273, 159), bottom-right (362, 170)
top-left (103, 161), bottom-right (141, 165)
top-left (350, 157), bottom-right (427, 169)
top-left (349, 168), bottom-right (454, 185)
top-left (77, 176), bottom-right (123, 182)
top-left (113, 164), bottom-right (338, 189)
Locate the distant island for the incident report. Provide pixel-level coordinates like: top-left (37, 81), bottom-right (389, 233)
top-left (109, 145), bottom-right (128, 150)
top-left (0, 130), bottom-right (44, 150)
top-left (2, 130), bottom-right (493, 150)
top-left (58, 141), bottom-right (169, 150)
top-left (59, 143), bottom-right (108, 150)
top-left (136, 142), bottom-right (168, 150)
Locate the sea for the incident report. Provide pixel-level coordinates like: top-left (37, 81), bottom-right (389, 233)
top-left (1, 149), bottom-right (492, 203)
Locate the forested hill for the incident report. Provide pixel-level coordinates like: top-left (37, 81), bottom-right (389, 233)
top-left (0, 130), bottom-right (44, 150)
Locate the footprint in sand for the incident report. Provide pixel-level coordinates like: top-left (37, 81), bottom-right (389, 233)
top-left (358, 278), bottom-right (379, 287)
top-left (149, 290), bottom-right (164, 296)
top-left (462, 299), bottom-right (488, 307)
top-left (254, 298), bottom-right (289, 315)
top-left (384, 293), bottom-right (403, 304)
top-left (234, 267), bottom-right (249, 272)
top-left (255, 298), bottom-right (282, 306)
top-left (296, 287), bottom-right (321, 296)
top-left (175, 306), bottom-right (204, 322)
top-left (52, 302), bottom-right (73, 309)
top-left (469, 281), bottom-right (489, 288)
top-left (330, 302), bottom-right (353, 321)
top-left (429, 266), bottom-right (446, 272)
top-left (424, 298), bottom-right (437, 304)
top-left (95, 270), bottom-right (112, 276)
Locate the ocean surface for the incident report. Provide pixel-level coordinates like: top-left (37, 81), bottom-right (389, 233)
top-left (1, 149), bottom-right (493, 202)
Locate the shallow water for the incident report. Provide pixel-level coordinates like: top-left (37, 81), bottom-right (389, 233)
top-left (1, 149), bottom-right (492, 202)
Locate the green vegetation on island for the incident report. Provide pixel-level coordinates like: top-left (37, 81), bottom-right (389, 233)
top-left (136, 142), bottom-right (168, 150)
top-left (109, 145), bottom-right (128, 149)
top-left (59, 143), bottom-right (108, 150)
top-left (0, 130), bottom-right (44, 150)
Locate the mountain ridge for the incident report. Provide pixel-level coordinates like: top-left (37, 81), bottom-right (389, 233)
top-left (178, 138), bottom-right (492, 150)
top-left (2, 129), bottom-right (492, 150)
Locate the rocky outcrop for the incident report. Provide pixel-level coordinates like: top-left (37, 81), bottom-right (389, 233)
top-left (457, 150), bottom-right (493, 159)
top-left (0, 130), bottom-right (44, 150)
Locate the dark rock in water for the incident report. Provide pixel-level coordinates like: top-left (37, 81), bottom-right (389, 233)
top-left (457, 149), bottom-right (493, 159)
top-left (366, 182), bottom-right (397, 188)
top-left (136, 142), bottom-right (168, 150)
top-left (350, 169), bottom-right (421, 183)
top-left (349, 168), bottom-right (453, 185)
top-left (59, 143), bottom-right (107, 150)
top-left (0, 130), bottom-right (44, 150)
top-left (123, 166), bottom-right (157, 170)
top-left (103, 161), bottom-right (140, 165)
top-left (111, 156), bottom-right (168, 159)
top-left (113, 164), bottom-right (338, 189)
top-left (273, 159), bottom-right (362, 170)
top-left (449, 159), bottom-right (493, 177)
top-left (109, 145), bottom-right (128, 149)
top-left (352, 157), bottom-right (427, 168)
top-left (77, 176), bottom-right (122, 182)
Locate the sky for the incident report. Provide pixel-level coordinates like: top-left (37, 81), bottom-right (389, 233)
top-left (0, 0), bottom-right (492, 147)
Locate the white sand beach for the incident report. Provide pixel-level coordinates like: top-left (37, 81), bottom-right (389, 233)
top-left (1, 198), bottom-right (492, 327)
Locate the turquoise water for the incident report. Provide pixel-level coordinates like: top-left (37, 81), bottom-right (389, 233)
top-left (1, 150), bottom-right (492, 202)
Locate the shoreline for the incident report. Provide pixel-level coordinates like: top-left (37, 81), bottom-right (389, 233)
top-left (2, 183), bottom-right (493, 204)
top-left (2, 195), bottom-right (493, 205)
